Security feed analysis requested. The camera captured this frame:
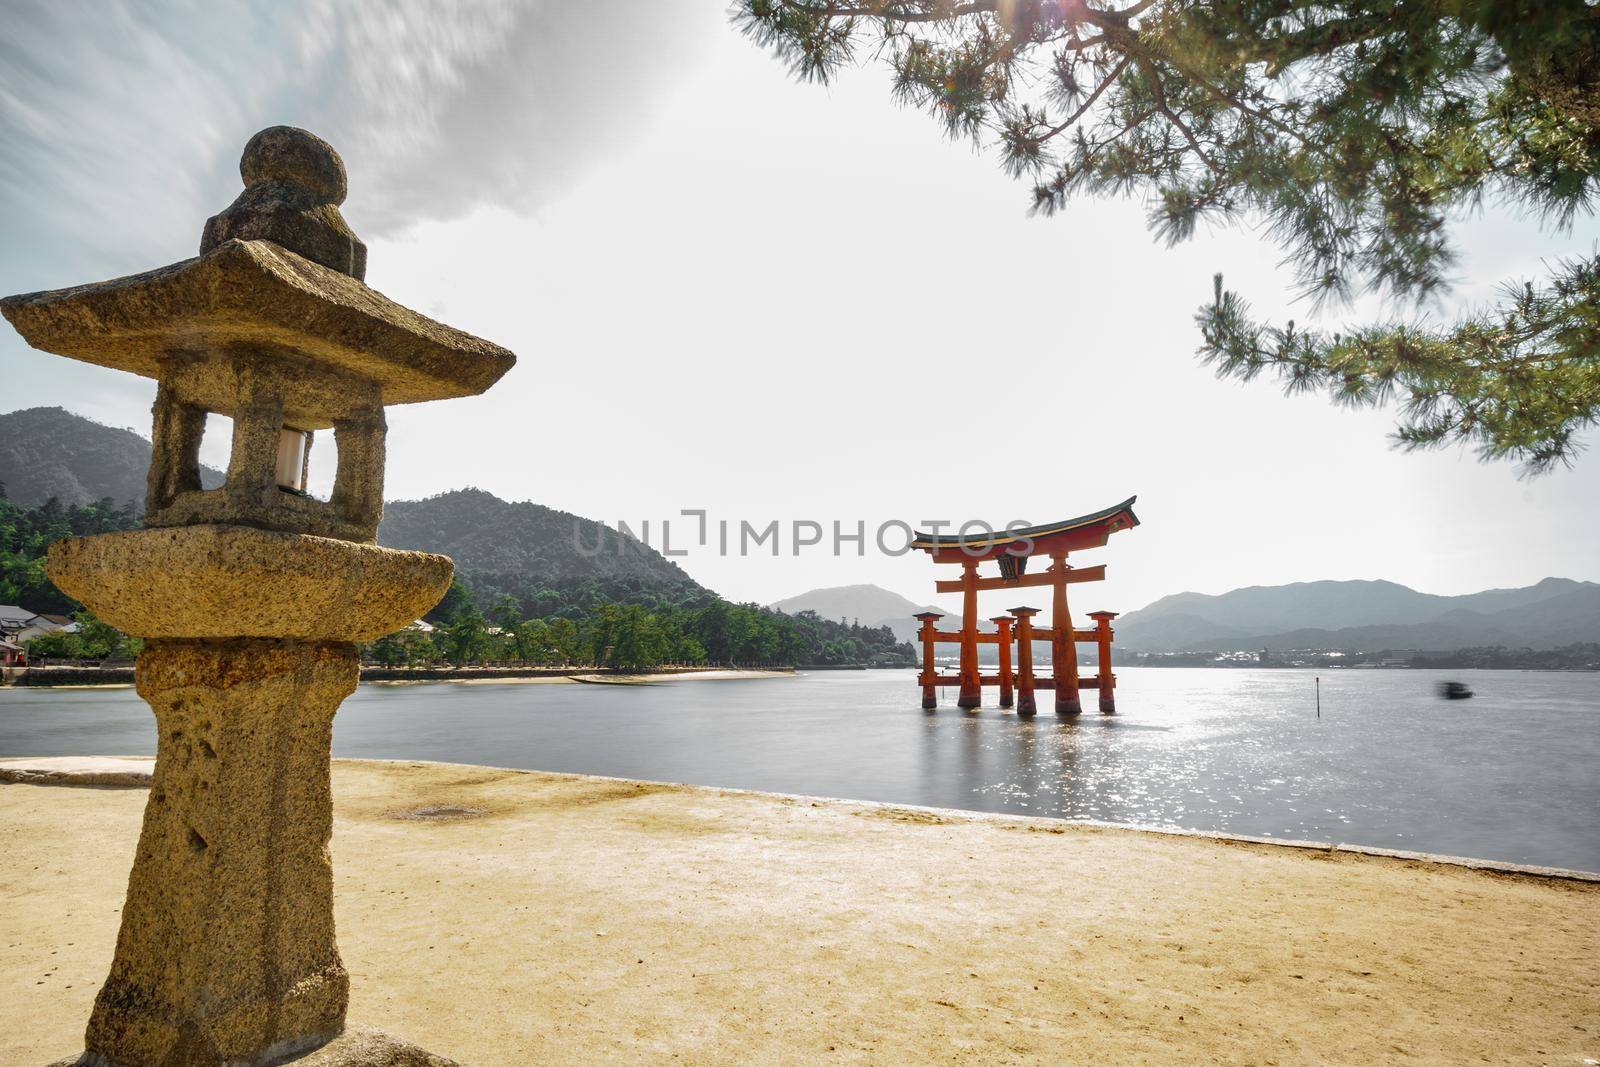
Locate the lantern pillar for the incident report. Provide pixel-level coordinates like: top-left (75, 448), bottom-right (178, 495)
top-left (84, 642), bottom-right (356, 1063)
top-left (146, 383), bottom-right (207, 510)
top-left (330, 411), bottom-right (387, 535)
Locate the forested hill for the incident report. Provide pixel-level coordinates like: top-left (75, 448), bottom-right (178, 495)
top-left (0, 407), bottom-right (223, 508)
top-left (374, 489), bottom-right (914, 667)
top-left (0, 409), bottom-right (911, 666)
top-left (377, 488), bottom-right (712, 616)
top-left (1117, 577), bottom-right (1600, 652)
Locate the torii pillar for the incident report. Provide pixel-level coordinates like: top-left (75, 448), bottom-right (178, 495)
top-left (1049, 553), bottom-right (1082, 715)
top-left (1089, 610), bottom-right (1118, 713)
top-left (957, 559), bottom-right (981, 708)
top-left (914, 611), bottom-right (943, 710)
top-left (991, 615), bottom-right (1014, 708)
top-left (1010, 607), bottom-right (1039, 717)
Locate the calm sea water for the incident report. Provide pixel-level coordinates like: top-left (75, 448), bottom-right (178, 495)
top-left (2, 668), bottom-right (1596, 872)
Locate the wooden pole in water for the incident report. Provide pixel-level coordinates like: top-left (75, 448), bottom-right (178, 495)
top-left (1316, 676), bottom-right (1320, 719)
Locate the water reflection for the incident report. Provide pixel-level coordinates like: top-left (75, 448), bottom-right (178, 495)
top-left (1, 667), bottom-right (1597, 871)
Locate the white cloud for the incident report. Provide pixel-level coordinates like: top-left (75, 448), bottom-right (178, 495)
top-left (0, 0), bottom-right (702, 273)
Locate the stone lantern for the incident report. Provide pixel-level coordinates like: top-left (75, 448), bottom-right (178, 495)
top-left (1, 127), bottom-right (514, 1067)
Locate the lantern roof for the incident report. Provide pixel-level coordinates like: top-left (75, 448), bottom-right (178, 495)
top-left (2, 126), bottom-right (512, 406)
top-left (0, 238), bottom-right (514, 406)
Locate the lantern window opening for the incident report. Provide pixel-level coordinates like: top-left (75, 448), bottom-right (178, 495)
top-left (303, 424), bottom-right (341, 502)
top-left (200, 412), bottom-right (234, 475)
top-left (275, 425), bottom-right (313, 495)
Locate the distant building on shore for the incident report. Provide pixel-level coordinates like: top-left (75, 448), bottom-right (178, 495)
top-left (1374, 649), bottom-right (1449, 667)
top-left (0, 605), bottom-right (76, 656)
top-left (13, 614), bottom-right (75, 644)
top-left (0, 604), bottom-right (38, 634)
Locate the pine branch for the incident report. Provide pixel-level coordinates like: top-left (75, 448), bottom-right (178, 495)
top-left (735, 0), bottom-right (1600, 470)
top-left (1197, 258), bottom-right (1600, 474)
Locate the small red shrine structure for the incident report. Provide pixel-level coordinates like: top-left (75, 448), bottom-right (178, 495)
top-left (911, 497), bottom-right (1139, 715)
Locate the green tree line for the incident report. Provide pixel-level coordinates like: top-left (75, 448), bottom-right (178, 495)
top-left (2, 486), bottom-right (143, 660)
top-left (1412, 644), bottom-right (1600, 670)
top-left (1, 486), bottom-right (139, 613)
top-left (368, 581), bottom-right (915, 670)
top-left (2, 490), bottom-right (915, 671)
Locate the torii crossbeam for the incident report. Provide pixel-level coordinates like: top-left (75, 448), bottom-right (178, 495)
top-left (910, 497), bottom-right (1139, 715)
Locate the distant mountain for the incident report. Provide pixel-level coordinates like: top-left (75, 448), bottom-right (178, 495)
top-left (1117, 577), bottom-right (1600, 653)
top-left (769, 584), bottom-right (944, 642)
top-left (767, 583), bottom-right (997, 643)
top-left (1, 408), bottom-right (714, 618)
top-left (378, 488), bottom-right (713, 617)
top-left (0, 406), bottom-right (223, 509)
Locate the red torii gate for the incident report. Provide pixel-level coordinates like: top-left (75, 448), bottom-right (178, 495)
top-left (910, 497), bottom-right (1139, 715)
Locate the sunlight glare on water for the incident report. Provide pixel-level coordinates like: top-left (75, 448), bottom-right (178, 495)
top-left (2, 667), bottom-right (1595, 871)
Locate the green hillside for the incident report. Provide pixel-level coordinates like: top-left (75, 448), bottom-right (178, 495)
top-left (0, 406), bottom-right (223, 509)
top-left (377, 488), bottom-right (914, 668)
top-left (1117, 577), bottom-right (1600, 652)
top-left (377, 488), bottom-right (712, 616)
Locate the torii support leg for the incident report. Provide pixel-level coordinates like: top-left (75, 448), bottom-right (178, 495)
top-left (1091, 611), bottom-right (1117, 713)
top-left (1013, 609), bottom-right (1038, 717)
top-left (957, 559), bottom-right (981, 709)
top-left (916, 614), bottom-right (940, 709)
top-left (1050, 554), bottom-right (1082, 715)
top-left (993, 616), bottom-right (1014, 708)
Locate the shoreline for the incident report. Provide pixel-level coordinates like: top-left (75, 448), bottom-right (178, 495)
top-left (9, 661), bottom-right (1596, 689)
top-left (3, 758), bottom-right (1594, 1063)
top-left (4, 754), bottom-right (1594, 881)
top-left (2, 664), bottom-right (797, 689)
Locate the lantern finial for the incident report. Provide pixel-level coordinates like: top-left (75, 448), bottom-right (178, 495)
top-left (201, 124), bottom-right (367, 278)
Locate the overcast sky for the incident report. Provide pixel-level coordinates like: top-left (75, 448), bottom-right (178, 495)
top-left (3, 1), bottom-right (1597, 617)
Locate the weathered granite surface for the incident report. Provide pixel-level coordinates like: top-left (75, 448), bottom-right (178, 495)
top-left (6, 123), bottom-right (506, 1067)
top-left (202, 126), bottom-right (368, 280)
top-left (75, 641), bottom-right (357, 1067)
top-left (47, 1026), bottom-right (457, 1067)
top-left (0, 757), bottom-right (153, 786)
top-left (288, 1026), bottom-right (458, 1066)
top-left (46, 526), bottom-right (452, 642)
top-left (0, 240), bottom-right (514, 406)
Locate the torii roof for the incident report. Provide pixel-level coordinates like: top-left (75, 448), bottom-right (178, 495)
top-left (910, 496), bottom-right (1139, 559)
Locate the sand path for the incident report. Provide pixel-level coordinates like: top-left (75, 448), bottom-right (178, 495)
top-left (2, 759), bottom-right (1595, 1064)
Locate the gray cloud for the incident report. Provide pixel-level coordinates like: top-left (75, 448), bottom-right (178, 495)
top-left (0, 0), bottom-right (702, 278)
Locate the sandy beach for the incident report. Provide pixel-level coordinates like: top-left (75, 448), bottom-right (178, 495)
top-left (3, 759), bottom-right (1595, 1065)
top-left (570, 668), bottom-right (795, 685)
top-left (3, 666), bottom-right (796, 690)
top-left (339, 667), bottom-right (794, 687)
